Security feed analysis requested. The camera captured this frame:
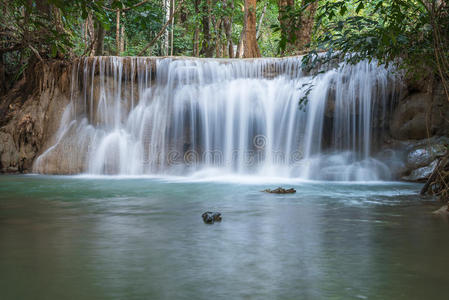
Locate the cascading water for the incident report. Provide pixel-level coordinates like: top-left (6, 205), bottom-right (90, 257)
top-left (33, 56), bottom-right (399, 180)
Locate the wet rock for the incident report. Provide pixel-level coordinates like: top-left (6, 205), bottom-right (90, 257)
top-left (399, 136), bottom-right (449, 181)
top-left (432, 205), bottom-right (449, 216)
top-left (202, 212), bottom-right (222, 224)
top-left (262, 187), bottom-right (296, 194)
top-left (406, 140), bottom-right (448, 170)
top-left (402, 159), bottom-right (438, 182)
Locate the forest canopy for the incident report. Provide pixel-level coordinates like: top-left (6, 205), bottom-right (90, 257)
top-left (0, 0), bottom-right (448, 95)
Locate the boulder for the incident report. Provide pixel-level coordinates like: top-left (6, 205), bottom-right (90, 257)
top-left (405, 139), bottom-right (448, 170)
top-left (202, 212), bottom-right (222, 224)
top-left (262, 187), bottom-right (296, 194)
top-left (402, 159), bottom-right (438, 182)
top-left (399, 136), bottom-right (449, 181)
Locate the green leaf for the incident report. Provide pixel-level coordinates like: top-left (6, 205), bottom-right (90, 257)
top-left (356, 2), bottom-right (364, 14)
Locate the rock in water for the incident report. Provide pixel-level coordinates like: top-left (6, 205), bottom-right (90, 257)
top-left (262, 187), bottom-right (296, 194)
top-left (432, 205), bottom-right (449, 217)
top-left (202, 212), bottom-right (222, 224)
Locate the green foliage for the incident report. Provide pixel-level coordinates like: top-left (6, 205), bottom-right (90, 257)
top-left (303, 0), bottom-right (442, 81)
top-left (2, 0), bottom-right (447, 95)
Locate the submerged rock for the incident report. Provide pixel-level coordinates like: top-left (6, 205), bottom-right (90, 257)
top-left (202, 212), bottom-right (222, 224)
top-left (262, 187), bottom-right (296, 194)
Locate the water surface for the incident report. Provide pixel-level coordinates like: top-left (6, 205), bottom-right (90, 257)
top-left (0, 175), bottom-right (448, 299)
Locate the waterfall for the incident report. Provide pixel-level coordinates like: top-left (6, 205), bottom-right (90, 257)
top-left (33, 56), bottom-right (399, 180)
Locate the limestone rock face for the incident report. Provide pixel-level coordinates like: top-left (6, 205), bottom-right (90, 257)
top-left (0, 131), bottom-right (18, 172)
top-left (0, 61), bottom-right (71, 173)
top-left (390, 93), bottom-right (430, 140)
top-left (390, 87), bottom-right (449, 140)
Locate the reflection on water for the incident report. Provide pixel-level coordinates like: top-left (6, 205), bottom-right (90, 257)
top-left (0, 175), bottom-right (448, 299)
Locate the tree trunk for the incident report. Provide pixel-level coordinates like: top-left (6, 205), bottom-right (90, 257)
top-left (94, 17), bottom-right (105, 56)
top-left (296, 1), bottom-right (317, 51)
top-left (221, 22), bottom-right (227, 56)
top-left (120, 12), bottom-right (125, 54)
top-left (163, 0), bottom-right (170, 55)
top-left (223, 0), bottom-right (234, 58)
top-left (193, 0), bottom-right (200, 56)
top-left (213, 16), bottom-right (222, 57)
top-left (193, 29), bottom-right (200, 56)
top-left (200, 0), bottom-right (214, 57)
top-left (277, 0), bottom-right (294, 53)
top-left (116, 10), bottom-right (120, 55)
top-left (235, 23), bottom-right (245, 58)
top-left (87, 13), bottom-right (95, 56)
top-left (170, 0), bottom-right (175, 55)
top-left (243, 0), bottom-right (261, 58)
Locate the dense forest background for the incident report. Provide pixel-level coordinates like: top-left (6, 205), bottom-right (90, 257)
top-left (1, 1), bottom-right (449, 198)
top-left (0, 0), bottom-right (448, 94)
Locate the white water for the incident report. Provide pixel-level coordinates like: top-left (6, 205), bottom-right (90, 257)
top-left (34, 56), bottom-right (399, 180)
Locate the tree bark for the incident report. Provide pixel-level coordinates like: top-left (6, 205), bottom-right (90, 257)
top-left (296, 1), bottom-right (317, 51)
top-left (164, 0), bottom-right (170, 55)
top-left (193, 0), bottom-right (200, 56)
top-left (120, 12), bottom-right (125, 54)
top-left (199, 0), bottom-right (214, 57)
top-left (116, 9), bottom-right (120, 55)
top-left (277, 0), bottom-right (294, 53)
top-left (170, 0), bottom-right (175, 56)
top-left (277, 0), bottom-right (317, 53)
top-left (87, 13), bottom-right (95, 56)
top-left (213, 16), bottom-right (222, 57)
top-left (223, 0), bottom-right (234, 58)
top-left (243, 0), bottom-right (261, 58)
top-left (235, 23), bottom-right (245, 58)
top-left (94, 18), bottom-right (105, 56)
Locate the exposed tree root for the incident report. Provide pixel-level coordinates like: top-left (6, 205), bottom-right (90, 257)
top-left (421, 152), bottom-right (449, 207)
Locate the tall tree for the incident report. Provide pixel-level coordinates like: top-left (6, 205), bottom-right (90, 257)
top-left (243, 0), bottom-right (261, 57)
